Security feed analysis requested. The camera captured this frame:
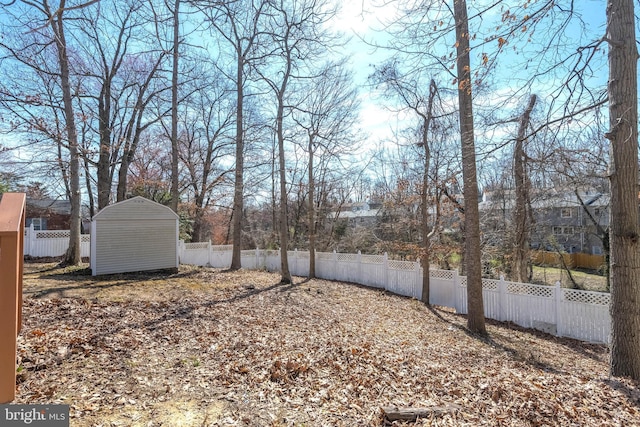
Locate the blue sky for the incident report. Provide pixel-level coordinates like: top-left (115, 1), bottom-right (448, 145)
top-left (328, 0), bottom-right (611, 152)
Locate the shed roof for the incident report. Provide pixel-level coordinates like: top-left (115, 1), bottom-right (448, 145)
top-left (92, 196), bottom-right (179, 221)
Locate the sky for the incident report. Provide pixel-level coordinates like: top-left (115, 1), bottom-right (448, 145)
top-left (328, 0), bottom-right (610, 152)
top-left (0, 0), bottom-right (619, 197)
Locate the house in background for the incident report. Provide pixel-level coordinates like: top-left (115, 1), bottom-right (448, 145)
top-left (25, 198), bottom-right (71, 230)
top-left (330, 201), bottom-right (381, 228)
top-left (531, 191), bottom-right (609, 255)
top-left (479, 188), bottom-right (609, 255)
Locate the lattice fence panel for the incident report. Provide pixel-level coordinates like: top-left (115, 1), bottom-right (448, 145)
top-left (36, 231), bottom-right (70, 239)
top-left (185, 242), bottom-right (209, 250)
top-left (430, 269), bottom-right (454, 280)
top-left (507, 282), bottom-right (553, 298)
top-left (336, 253), bottom-right (358, 262)
top-left (316, 252), bottom-right (334, 260)
top-left (482, 279), bottom-right (498, 291)
top-left (564, 289), bottom-right (610, 306)
top-left (388, 260), bottom-right (416, 271)
top-left (361, 254), bottom-right (385, 264)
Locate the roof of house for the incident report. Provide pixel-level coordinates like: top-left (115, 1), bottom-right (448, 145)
top-left (479, 188), bottom-right (610, 212)
top-left (26, 197), bottom-right (72, 215)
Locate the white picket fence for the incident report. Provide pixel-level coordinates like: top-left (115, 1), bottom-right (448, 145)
top-left (179, 241), bottom-right (612, 344)
top-left (23, 224), bottom-right (90, 258)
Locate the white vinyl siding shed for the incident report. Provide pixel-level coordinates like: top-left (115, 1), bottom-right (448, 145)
top-left (90, 196), bottom-right (179, 276)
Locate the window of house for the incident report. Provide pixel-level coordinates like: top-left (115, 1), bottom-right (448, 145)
top-left (592, 246), bottom-right (603, 255)
top-left (31, 218), bottom-right (43, 230)
top-left (553, 226), bottom-right (574, 235)
top-left (594, 208), bottom-right (601, 217)
top-left (561, 207), bottom-right (572, 218)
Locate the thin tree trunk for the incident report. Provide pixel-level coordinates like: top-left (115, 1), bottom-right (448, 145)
top-left (83, 155), bottom-right (95, 218)
top-left (453, 0), bottom-right (486, 335)
top-left (420, 79), bottom-right (437, 305)
top-left (170, 0), bottom-right (180, 213)
top-left (606, 0), bottom-right (640, 380)
top-left (512, 94), bottom-right (536, 283)
top-left (308, 134), bottom-right (316, 278)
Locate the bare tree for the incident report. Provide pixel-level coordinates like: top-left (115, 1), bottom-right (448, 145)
top-left (1, 0), bottom-right (99, 265)
top-left (199, 0), bottom-right (270, 270)
top-left (74, 1), bottom-right (169, 211)
top-left (292, 61), bottom-right (360, 278)
top-left (178, 75), bottom-right (235, 241)
top-left (260, 0), bottom-right (340, 283)
top-left (370, 61), bottom-right (445, 304)
top-left (511, 94), bottom-right (537, 283)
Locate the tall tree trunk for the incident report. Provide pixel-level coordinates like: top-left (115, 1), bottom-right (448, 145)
top-left (453, 0), bottom-right (486, 335)
top-left (97, 83), bottom-right (112, 210)
top-left (420, 79), bottom-right (437, 305)
top-left (170, 0), bottom-right (180, 213)
top-left (51, 10), bottom-right (81, 265)
top-left (512, 94), bottom-right (536, 283)
top-left (277, 77), bottom-right (292, 284)
top-left (83, 155), bottom-right (95, 218)
top-left (606, 0), bottom-right (640, 380)
top-left (308, 134), bottom-right (316, 278)
top-left (230, 53), bottom-right (245, 270)
top-left (115, 113), bottom-right (143, 202)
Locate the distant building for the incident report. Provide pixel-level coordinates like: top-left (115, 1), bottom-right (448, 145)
top-left (478, 188), bottom-right (609, 255)
top-left (330, 201), bottom-right (381, 227)
top-left (25, 198), bottom-right (71, 230)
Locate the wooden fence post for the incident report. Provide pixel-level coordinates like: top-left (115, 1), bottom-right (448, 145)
top-left (0, 193), bottom-right (26, 404)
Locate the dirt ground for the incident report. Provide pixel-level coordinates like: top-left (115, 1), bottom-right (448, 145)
top-left (13, 261), bottom-right (640, 426)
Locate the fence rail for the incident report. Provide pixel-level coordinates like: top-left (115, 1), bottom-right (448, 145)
top-left (180, 242), bottom-right (611, 344)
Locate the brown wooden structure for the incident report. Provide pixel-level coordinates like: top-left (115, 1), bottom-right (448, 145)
top-left (0, 193), bottom-right (26, 403)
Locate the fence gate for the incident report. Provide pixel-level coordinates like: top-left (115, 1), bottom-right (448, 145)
top-left (0, 193), bottom-right (25, 403)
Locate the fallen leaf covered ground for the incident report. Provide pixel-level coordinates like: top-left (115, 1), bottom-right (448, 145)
top-left (14, 262), bottom-right (640, 426)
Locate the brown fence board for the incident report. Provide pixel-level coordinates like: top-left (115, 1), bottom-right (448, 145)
top-left (532, 250), bottom-right (606, 270)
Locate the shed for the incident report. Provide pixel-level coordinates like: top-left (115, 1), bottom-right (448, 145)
top-left (90, 196), bottom-right (179, 276)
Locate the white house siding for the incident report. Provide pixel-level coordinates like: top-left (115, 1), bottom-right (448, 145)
top-left (91, 197), bottom-right (178, 276)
